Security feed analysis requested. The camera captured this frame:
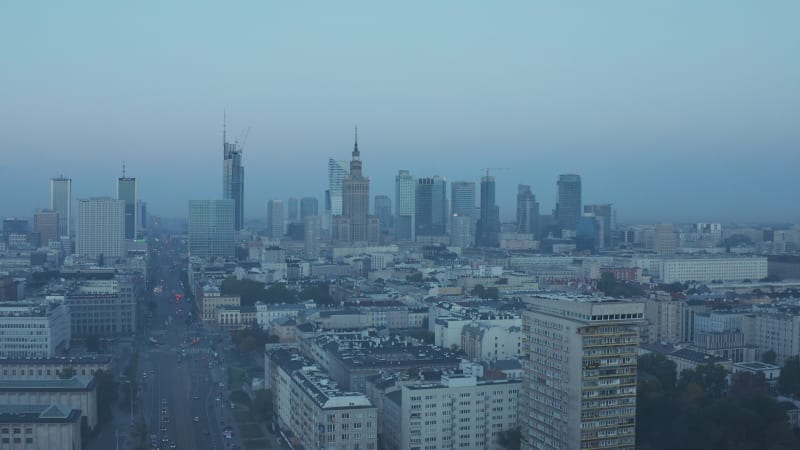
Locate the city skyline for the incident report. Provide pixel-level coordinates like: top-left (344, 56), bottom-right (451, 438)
top-left (2, 2), bottom-right (799, 223)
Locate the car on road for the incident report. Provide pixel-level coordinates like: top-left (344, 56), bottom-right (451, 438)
top-left (169, 442), bottom-right (177, 449)
top-left (193, 416), bottom-right (200, 422)
top-left (192, 395), bottom-right (200, 400)
top-left (162, 436), bottom-right (169, 443)
top-left (160, 425), bottom-right (167, 432)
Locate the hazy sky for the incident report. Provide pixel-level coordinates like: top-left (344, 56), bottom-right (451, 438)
top-left (1, 1), bottom-right (798, 224)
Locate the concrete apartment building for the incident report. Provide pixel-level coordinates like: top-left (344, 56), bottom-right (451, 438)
top-left (521, 295), bottom-right (644, 450)
top-left (266, 349), bottom-right (378, 450)
top-left (0, 404), bottom-right (82, 450)
top-left (0, 302), bottom-right (71, 358)
top-left (0, 376), bottom-right (97, 432)
top-left (745, 311), bottom-right (800, 364)
top-left (383, 374), bottom-right (521, 450)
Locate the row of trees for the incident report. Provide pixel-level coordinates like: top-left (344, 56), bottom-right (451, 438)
top-left (220, 278), bottom-right (335, 307)
top-left (637, 353), bottom-right (800, 450)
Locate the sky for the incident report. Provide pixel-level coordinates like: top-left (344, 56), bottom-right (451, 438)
top-left (1, 1), bottom-right (799, 225)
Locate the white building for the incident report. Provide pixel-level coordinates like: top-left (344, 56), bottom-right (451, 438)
top-left (0, 303), bottom-right (71, 358)
top-left (383, 375), bottom-right (521, 450)
top-left (745, 311), bottom-right (800, 364)
top-left (76, 197), bottom-right (125, 259)
top-left (653, 257), bottom-right (767, 283)
top-left (521, 295), bottom-right (644, 450)
top-left (0, 404), bottom-right (82, 450)
top-left (255, 302), bottom-right (305, 330)
top-left (434, 314), bottom-right (521, 349)
top-left (461, 323), bottom-right (524, 362)
top-left (267, 349), bottom-right (377, 450)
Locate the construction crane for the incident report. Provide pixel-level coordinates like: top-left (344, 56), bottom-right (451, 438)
top-left (236, 127), bottom-right (251, 152)
top-left (481, 167), bottom-right (509, 178)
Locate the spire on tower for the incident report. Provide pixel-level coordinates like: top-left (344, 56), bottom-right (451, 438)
top-left (353, 124), bottom-right (360, 158)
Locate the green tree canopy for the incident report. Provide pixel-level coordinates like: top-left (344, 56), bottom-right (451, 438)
top-left (778, 356), bottom-right (800, 396)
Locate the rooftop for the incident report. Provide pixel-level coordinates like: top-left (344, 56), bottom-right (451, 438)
top-left (0, 376), bottom-right (95, 392)
top-left (0, 404), bottom-right (81, 423)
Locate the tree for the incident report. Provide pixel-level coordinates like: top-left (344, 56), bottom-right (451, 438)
top-left (485, 287), bottom-right (500, 299)
top-left (59, 366), bottom-right (77, 379)
top-left (221, 276), bottom-right (269, 306)
top-left (729, 372), bottom-right (768, 399)
top-left (678, 363), bottom-right (728, 399)
top-left (299, 283), bottom-right (334, 305)
top-left (406, 271), bottom-right (423, 283)
top-left (85, 335), bottom-right (101, 353)
top-left (264, 283), bottom-right (298, 304)
top-left (762, 349), bottom-right (777, 365)
top-left (638, 353), bottom-right (677, 394)
top-left (778, 356), bottom-right (800, 396)
top-left (471, 284), bottom-right (486, 298)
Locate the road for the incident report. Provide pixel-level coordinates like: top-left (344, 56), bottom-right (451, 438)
top-left (139, 238), bottom-right (229, 450)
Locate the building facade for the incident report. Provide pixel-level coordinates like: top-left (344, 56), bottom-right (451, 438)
top-left (222, 127), bottom-right (245, 231)
top-left (65, 279), bottom-right (137, 337)
top-left (50, 177), bottom-right (71, 238)
top-left (415, 176), bottom-right (447, 238)
top-left (0, 404), bottom-right (82, 450)
top-left (395, 170), bottom-right (416, 241)
top-left (477, 176), bottom-right (500, 247)
top-left (117, 175), bottom-right (137, 240)
top-left (0, 303), bottom-right (71, 358)
top-left (267, 200), bottom-right (284, 240)
top-left (521, 296), bottom-right (644, 450)
top-left (516, 184), bottom-right (539, 238)
top-left (76, 197), bottom-right (125, 259)
top-left (188, 199), bottom-right (235, 258)
top-left (555, 174), bottom-right (582, 233)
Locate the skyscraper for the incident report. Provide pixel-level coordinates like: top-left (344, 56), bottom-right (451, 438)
top-left (395, 170), bottom-right (416, 241)
top-left (267, 200), bottom-right (284, 240)
top-left (287, 197), bottom-right (299, 222)
top-left (373, 195), bottom-right (392, 232)
top-left (516, 184), bottom-right (539, 238)
top-left (327, 158), bottom-right (348, 227)
top-left (188, 199), bottom-right (235, 257)
top-left (584, 204), bottom-right (615, 249)
top-left (304, 215), bottom-right (321, 259)
top-left (136, 200), bottom-right (147, 231)
top-left (222, 117), bottom-right (245, 231)
top-left (50, 177), bottom-right (71, 237)
top-left (117, 168), bottom-right (137, 239)
top-left (300, 197), bottom-right (319, 220)
top-left (415, 176), bottom-right (447, 237)
top-left (76, 197), bottom-right (126, 259)
top-left (556, 174), bottom-right (582, 233)
top-left (450, 181), bottom-right (475, 217)
top-left (476, 176), bottom-right (499, 247)
top-left (33, 209), bottom-right (59, 247)
top-left (521, 296), bottom-right (644, 450)
top-left (336, 127), bottom-right (374, 243)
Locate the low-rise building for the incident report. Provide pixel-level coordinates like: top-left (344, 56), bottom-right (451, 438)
top-left (0, 404), bottom-right (82, 450)
top-left (384, 374), bottom-right (521, 450)
top-left (0, 376), bottom-right (97, 432)
top-left (0, 302), bottom-right (71, 358)
top-left (0, 356), bottom-right (112, 379)
top-left (732, 361), bottom-right (781, 384)
top-left (199, 285), bottom-right (240, 325)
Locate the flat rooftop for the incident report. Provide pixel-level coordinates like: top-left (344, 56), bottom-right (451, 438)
top-left (0, 376), bottom-right (95, 392)
top-left (0, 404), bottom-right (81, 423)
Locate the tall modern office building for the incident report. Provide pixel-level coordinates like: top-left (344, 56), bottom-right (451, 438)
top-left (395, 170), bottom-right (416, 241)
top-left (521, 296), bottom-right (644, 450)
top-left (287, 197), bottom-right (299, 222)
top-left (374, 195), bottom-right (392, 232)
top-left (476, 176), bottom-right (500, 247)
top-left (136, 200), bottom-right (147, 230)
top-left (415, 176), bottom-right (447, 237)
top-left (117, 169), bottom-right (137, 239)
top-left (516, 184), bottom-right (540, 238)
top-left (33, 210), bottom-right (59, 247)
top-left (556, 174), bottom-right (582, 233)
top-left (300, 197), bottom-right (319, 220)
top-left (188, 199), bottom-right (235, 257)
top-left (327, 158), bottom-right (348, 220)
top-left (222, 119), bottom-right (245, 231)
top-left (584, 204), bottom-right (615, 249)
top-left (335, 128), bottom-right (376, 243)
top-left (304, 215), bottom-right (321, 259)
top-left (76, 197), bottom-right (126, 259)
top-left (450, 181), bottom-right (475, 217)
top-left (266, 200), bottom-right (284, 240)
top-left (50, 177), bottom-right (72, 237)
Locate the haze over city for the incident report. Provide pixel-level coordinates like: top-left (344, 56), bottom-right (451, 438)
top-left (2, 1), bottom-right (799, 223)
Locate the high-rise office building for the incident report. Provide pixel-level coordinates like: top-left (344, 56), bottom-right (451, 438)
top-left (450, 181), bottom-right (476, 217)
top-left (266, 200), bottom-right (284, 240)
top-left (521, 296), bottom-right (644, 450)
top-left (450, 214), bottom-right (473, 248)
top-left (76, 197), bottom-right (126, 259)
top-left (222, 119), bottom-right (245, 231)
top-left (556, 174), bottom-right (582, 233)
top-left (33, 210), bottom-right (59, 247)
top-left (287, 197), bottom-right (299, 222)
top-left (117, 170), bottom-right (137, 239)
top-left (374, 195), bottom-right (392, 232)
top-left (136, 201), bottom-right (147, 231)
top-left (304, 215), bottom-right (321, 259)
top-left (50, 177), bottom-right (72, 237)
top-left (516, 184), bottom-right (540, 238)
top-left (327, 158), bottom-right (348, 229)
top-left (653, 223), bottom-right (677, 255)
top-left (395, 170), bottom-right (416, 241)
top-left (300, 197), bottom-right (319, 219)
top-left (188, 200), bottom-right (235, 257)
top-left (476, 176), bottom-right (500, 247)
top-left (415, 176), bottom-right (447, 237)
top-left (335, 127), bottom-right (376, 243)
top-left (584, 204), bottom-right (615, 249)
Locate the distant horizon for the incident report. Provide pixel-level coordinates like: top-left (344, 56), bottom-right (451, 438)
top-left (2, 2), bottom-right (798, 224)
